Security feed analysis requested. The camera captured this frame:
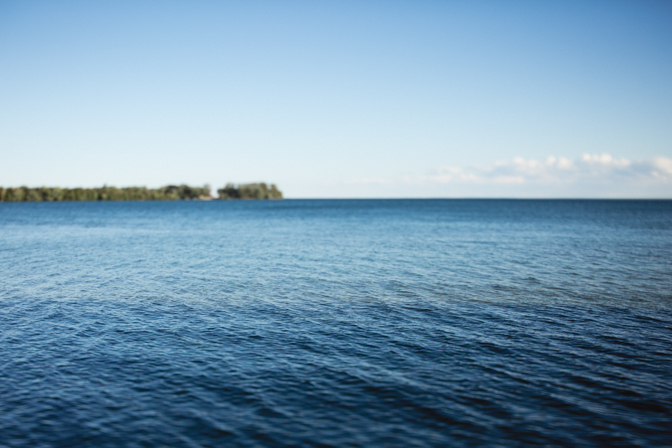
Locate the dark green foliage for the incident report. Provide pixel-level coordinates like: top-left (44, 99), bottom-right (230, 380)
top-left (0, 184), bottom-right (216, 202)
top-left (161, 184), bottom-right (211, 200)
top-left (217, 183), bottom-right (283, 200)
top-left (0, 183), bottom-right (283, 201)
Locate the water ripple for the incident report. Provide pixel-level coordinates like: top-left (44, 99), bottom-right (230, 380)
top-left (1, 200), bottom-right (671, 446)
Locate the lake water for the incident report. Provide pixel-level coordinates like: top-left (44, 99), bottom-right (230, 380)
top-left (1, 200), bottom-right (671, 447)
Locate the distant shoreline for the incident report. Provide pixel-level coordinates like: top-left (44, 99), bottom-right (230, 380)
top-left (0, 183), bottom-right (283, 202)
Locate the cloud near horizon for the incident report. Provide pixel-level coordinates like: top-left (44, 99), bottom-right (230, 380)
top-left (429, 154), bottom-right (672, 186)
top-left (351, 154), bottom-right (672, 187)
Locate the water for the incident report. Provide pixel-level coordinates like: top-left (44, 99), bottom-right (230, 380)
top-left (1, 199), bottom-right (671, 447)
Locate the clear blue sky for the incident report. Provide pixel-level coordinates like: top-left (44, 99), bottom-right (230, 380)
top-left (1, 0), bottom-right (671, 197)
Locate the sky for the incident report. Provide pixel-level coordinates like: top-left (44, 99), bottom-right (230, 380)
top-left (1, 0), bottom-right (671, 198)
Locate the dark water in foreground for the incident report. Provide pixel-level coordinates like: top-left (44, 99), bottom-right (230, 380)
top-left (1, 200), bottom-right (671, 447)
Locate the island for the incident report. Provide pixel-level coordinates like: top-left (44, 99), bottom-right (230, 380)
top-left (0, 183), bottom-right (283, 202)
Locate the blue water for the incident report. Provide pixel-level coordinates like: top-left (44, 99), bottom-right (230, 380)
top-left (1, 200), bottom-right (671, 447)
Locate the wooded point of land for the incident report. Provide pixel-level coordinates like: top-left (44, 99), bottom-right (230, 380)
top-left (0, 183), bottom-right (283, 201)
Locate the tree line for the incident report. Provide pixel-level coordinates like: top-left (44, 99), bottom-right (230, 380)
top-left (217, 183), bottom-right (283, 200)
top-left (0, 183), bottom-right (282, 202)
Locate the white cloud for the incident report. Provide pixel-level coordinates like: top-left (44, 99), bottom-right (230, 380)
top-left (337, 154), bottom-right (672, 198)
top-left (428, 154), bottom-right (672, 185)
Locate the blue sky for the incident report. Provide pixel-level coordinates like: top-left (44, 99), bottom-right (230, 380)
top-left (1, 0), bottom-right (670, 197)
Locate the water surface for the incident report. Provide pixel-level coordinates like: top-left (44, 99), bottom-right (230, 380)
top-left (1, 200), bottom-right (671, 446)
